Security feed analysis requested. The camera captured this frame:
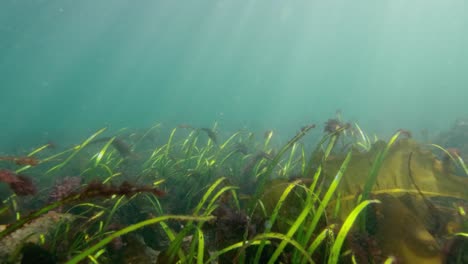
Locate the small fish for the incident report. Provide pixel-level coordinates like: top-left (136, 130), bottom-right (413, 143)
top-left (200, 128), bottom-right (218, 145)
top-left (91, 137), bottom-right (138, 158)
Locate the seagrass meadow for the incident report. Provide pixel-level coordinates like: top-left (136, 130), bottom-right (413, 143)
top-left (0, 121), bottom-right (467, 263)
top-left (1, 0), bottom-right (468, 263)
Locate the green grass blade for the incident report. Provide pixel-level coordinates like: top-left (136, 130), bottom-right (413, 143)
top-left (299, 151), bottom-right (352, 263)
top-left (267, 198), bottom-right (315, 264)
top-left (197, 227), bottom-right (205, 264)
top-left (193, 177), bottom-right (226, 215)
top-left (204, 241), bottom-right (267, 264)
top-left (254, 180), bottom-right (300, 263)
top-left (360, 131), bottom-right (401, 202)
top-left (94, 137), bottom-right (115, 167)
top-left (65, 215), bottom-right (214, 264)
top-left (219, 131), bottom-right (241, 150)
top-left (306, 224), bottom-right (335, 256)
top-left (328, 199), bottom-right (381, 264)
top-left (27, 144), bottom-right (52, 156)
top-left (46, 128), bottom-right (107, 175)
top-left (258, 233), bottom-right (315, 264)
top-left (159, 221), bottom-right (187, 262)
top-left (205, 186), bottom-right (238, 213)
top-left (251, 125), bottom-right (315, 212)
top-left (165, 128), bottom-right (177, 158)
top-left (310, 151), bottom-right (352, 231)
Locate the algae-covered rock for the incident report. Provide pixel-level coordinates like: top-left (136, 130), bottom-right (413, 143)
top-left (0, 211), bottom-right (74, 261)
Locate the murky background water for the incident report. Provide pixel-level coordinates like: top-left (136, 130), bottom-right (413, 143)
top-left (1, 0), bottom-right (467, 150)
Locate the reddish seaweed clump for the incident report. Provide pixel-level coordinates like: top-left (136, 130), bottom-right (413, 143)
top-left (0, 156), bottom-right (40, 166)
top-left (324, 119), bottom-right (350, 134)
top-left (76, 181), bottom-right (166, 200)
top-left (49, 176), bottom-right (82, 202)
top-left (0, 169), bottom-right (37, 196)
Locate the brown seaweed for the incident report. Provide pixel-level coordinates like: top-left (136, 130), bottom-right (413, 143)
top-left (0, 156), bottom-right (39, 166)
top-left (0, 169), bottom-right (37, 196)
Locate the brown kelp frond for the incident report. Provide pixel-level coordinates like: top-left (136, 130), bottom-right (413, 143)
top-left (0, 156), bottom-right (40, 166)
top-left (0, 169), bottom-right (37, 196)
top-left (408, 152), bottom-right (443, 235)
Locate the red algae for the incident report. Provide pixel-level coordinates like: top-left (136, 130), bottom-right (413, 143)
top-left (0, 170), bottom-right (37, 196)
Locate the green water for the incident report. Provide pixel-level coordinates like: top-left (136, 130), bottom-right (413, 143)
top-left (1, 0), bottom-right (467, 149)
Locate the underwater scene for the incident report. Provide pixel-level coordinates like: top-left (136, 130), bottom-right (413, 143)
top-left (1, 1), bottom-right (468, 263)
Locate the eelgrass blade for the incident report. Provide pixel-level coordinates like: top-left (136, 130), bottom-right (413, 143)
top-left (455, 155), bottom-right (468, 176)
top-left (206, 233), bottom-right (314, 264)
top-left (205, 186), bottom-right (238, 213)
top-left (430, 143), bottom-right (458, 162)
top-left (254, 180), bottom-right (301, 263)
top-left (282, 142), bottom-right (299, 177)
top-left (166, 178), bottom-right (227, 261)
top-left (102, 195), bottom-right (127, 231)
top-left (165, 128), bottom-right (177, 159)
top-left (133, 123), bottom-right (161, 148)
top-left (218, 150), bottom-right (239, 168)
top-left (65, 215), bottom-right (214, 264)
top-left (264, 130), bottom-right (274, 150)
top-left (299, 151), bottom-right (352, 264)
top-left (15, 147), bottom-right (75, 174)
top-left (94, 137), bottom-right (115, 167)
top-left (189, 186), bottom-right (237, 263)
top-left (360, 131), bottom-right (401, 203)
top-left (354, 123), bottom-right (371, 151)
top-left (27, 144), bottom-right (52, 156)
top-left (306, 224), bottom-right (335, 256)
top-left (197, 227), bottom-right (205, 264)
top-left (219, 131), bottom-right (241, 150)
top-left (259, 233), bottom-right (315, 264)
top-left (328, 199), bottom-right (381, 264)
top-left (193, 177), bottom-right (226, 215)
top-left (267, 197), bottom-right (315, 264)
top-left (301, 146), bottom-right (307, 175)
top-left (430, 143), bottom-right (468, 176)
top-left (159, 221), bottom-right (187, 262)
top-left (308, 134), bottom-right (338, 193)
top-left (250, 125), bottom-right (315, 212)
top-left (204, 241), bottom-right (267, 264)
top-left (454, 232), bottom-right (468, 238)
top-left (46, 128), bottom-right (107, 175)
